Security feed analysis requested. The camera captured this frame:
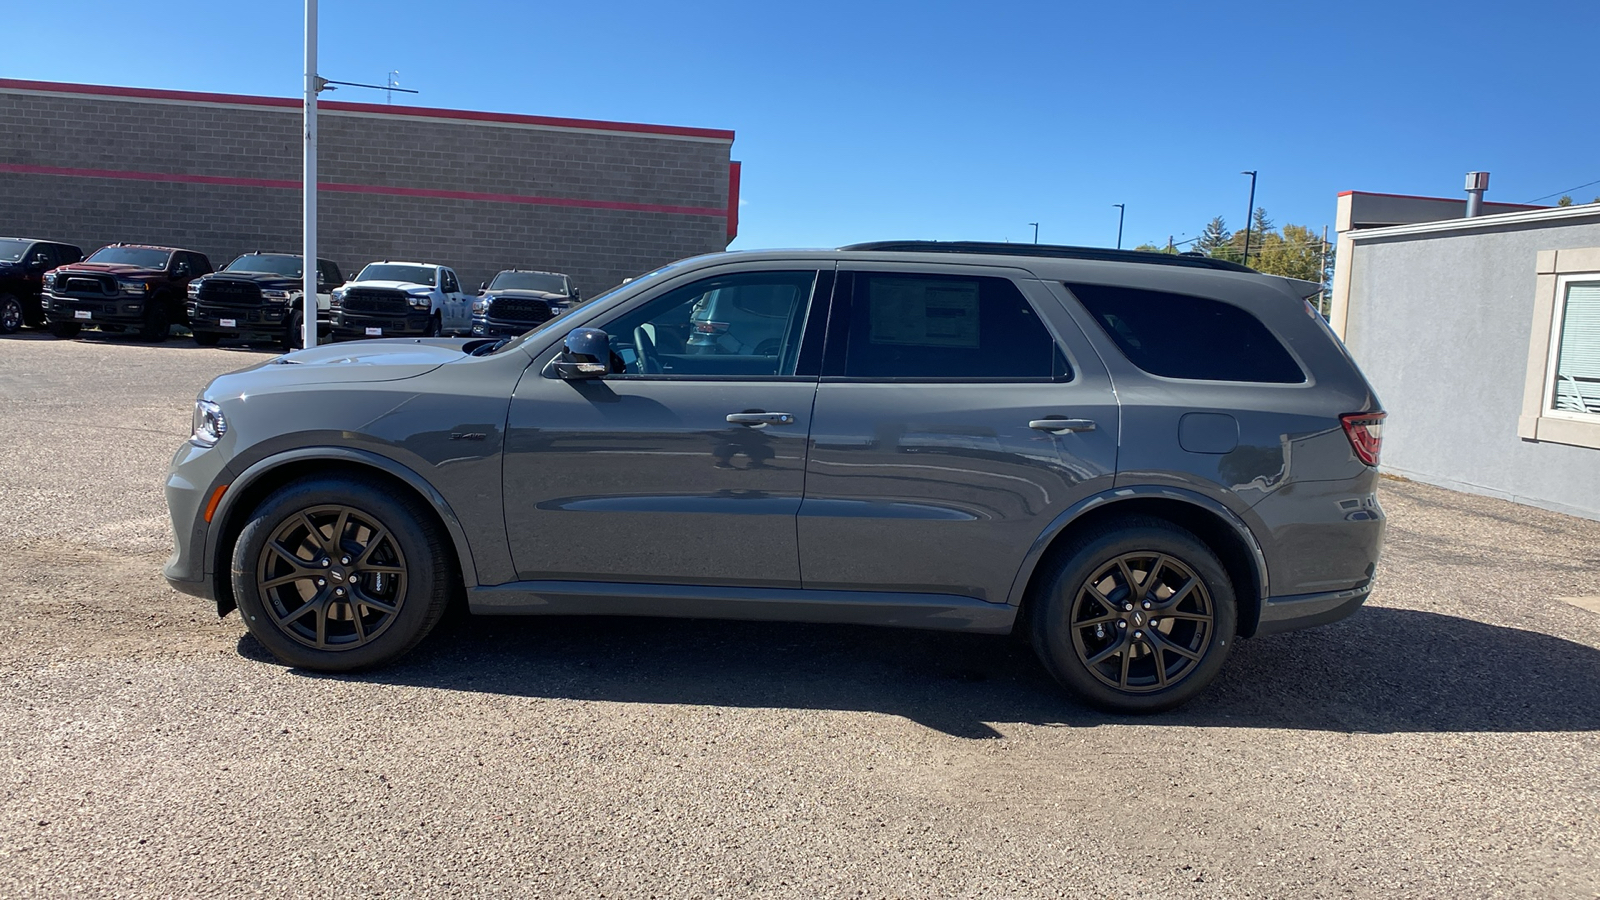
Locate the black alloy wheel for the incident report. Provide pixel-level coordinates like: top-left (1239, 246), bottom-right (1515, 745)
top-left (231, 475), bottom-right (454, 671)
top-left (0, 294), bottom-right (23, 334)
top-left (1030, 517), bottom-right (1237, 713)
top-left (282, 313), bottom-right (304, 351)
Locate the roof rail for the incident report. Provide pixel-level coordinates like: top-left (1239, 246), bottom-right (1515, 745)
top-left (840, 240), bottom-right (1256, 273)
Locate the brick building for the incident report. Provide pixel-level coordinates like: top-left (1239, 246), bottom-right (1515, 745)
top-left (0, 79), bottom-right (739, 296)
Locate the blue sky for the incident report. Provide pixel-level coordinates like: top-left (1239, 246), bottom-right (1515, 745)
top-left (7, 0), bottom-right (1599, 250)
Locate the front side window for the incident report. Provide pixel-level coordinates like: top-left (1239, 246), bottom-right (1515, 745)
top-left (443, 270), bottom-right (460, 293)
top-left (601, 270), bottom-right (818, 377)
top-left (1550, 281), bottom-right (1600, 417)
top-left (86, 247), bottom-right (172, 269)
top-left (1067, 282), bottom-right (1304, 384)
top-left (318, 260), bottom-right (343, 285)
top-left (840, 273), bottom-right (1068, 380)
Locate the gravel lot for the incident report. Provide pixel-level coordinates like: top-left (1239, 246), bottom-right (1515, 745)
top-left (2, 331), bottom-right (1598, 899)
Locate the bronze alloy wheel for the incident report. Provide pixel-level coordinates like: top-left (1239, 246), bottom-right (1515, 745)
top-left (255, 504), bottom-right (408, 651)
top-left (1068, 551), bottom-right (1215, 693)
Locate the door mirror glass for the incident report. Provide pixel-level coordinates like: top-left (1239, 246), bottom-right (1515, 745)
top-left (549, 327), bottom-right (612, 380)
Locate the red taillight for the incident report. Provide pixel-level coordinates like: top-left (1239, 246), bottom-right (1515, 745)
top-left (1340, 412), bottom-right (1386, 467)
top-left (693, 321), bottom-right (729, 335)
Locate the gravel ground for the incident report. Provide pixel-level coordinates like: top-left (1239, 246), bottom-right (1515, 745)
top-left (1, 331), bottom-right (1597, 899)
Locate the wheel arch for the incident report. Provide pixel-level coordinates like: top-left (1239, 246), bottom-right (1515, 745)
top-left (205, 447), bottom-right (478, 615)
top-left (1009, 487), bottom-right (1270, 638)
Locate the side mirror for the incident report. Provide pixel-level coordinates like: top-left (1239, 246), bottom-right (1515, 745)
top-left (479, 281), bottom-right (487, 292)
top-left (573, 289), bottom-right (582, 301)
top-left (549, 327), bottom-right (611, 380)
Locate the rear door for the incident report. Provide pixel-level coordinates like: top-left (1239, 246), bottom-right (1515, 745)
top-left (798, 263), bottom-right (1119, 603)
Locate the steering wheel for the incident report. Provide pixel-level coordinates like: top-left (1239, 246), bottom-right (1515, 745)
top-left (632, 325), bottom-right (663, 375)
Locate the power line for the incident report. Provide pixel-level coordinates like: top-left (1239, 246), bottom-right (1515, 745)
top-left (1525, 176), bottom-right (1600, 204)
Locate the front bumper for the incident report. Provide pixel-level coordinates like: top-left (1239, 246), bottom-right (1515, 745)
top-left (331, 309), bottom-right (432, 340)
top-left (470, 314), bottom-right (548, 338)
top-left (162, 439), bottom-right (232, 606)
top-left (191, 301), bottom-right (326, 339)
top-left (43, 291), bottom-right (151, 327)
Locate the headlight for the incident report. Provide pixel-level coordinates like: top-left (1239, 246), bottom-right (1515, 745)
top-left (186, 282), bottom-right (201, 299)
top-left (117, 278), bottom-right (149, 294)
top-left (331, 287), bottom-right (347, 301)
top-left (472, 298), bottom-right (489, 314)
top-left (190, 400), bottom-right (227, 448)
top-left (408, 293), bottom-right (432, 310)
top-left (262, 289), bottom-right (298, 301)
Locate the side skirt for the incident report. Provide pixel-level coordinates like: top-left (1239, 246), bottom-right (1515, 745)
top-left (468, 581), bottom-right (1017, 634)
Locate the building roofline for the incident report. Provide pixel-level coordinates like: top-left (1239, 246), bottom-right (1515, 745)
top-left (0, 78), bottom-right (735, 142)
top-left (1345, 202), bottom-right (1600, 241)
top-left (1337, 189), bottom-right (1546, 210)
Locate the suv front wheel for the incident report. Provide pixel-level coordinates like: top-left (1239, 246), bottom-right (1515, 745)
top-left (230, 475), bottom-right (454, 671)
top-left (1029, 518), bottom-right (1237, 713)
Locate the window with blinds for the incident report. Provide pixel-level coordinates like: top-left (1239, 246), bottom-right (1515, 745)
top-left (1552, 281), bottom-right (1600, 416)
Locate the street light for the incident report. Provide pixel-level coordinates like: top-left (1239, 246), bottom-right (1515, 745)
top-left (1240, 170), bottom-right (1257, 267)
top-left (1112, 204), bottom-right (1125, 250)
top-left (303, 0), bottom-right (319, 352)
top-left (1029, 222), bottom-right (1039, 244)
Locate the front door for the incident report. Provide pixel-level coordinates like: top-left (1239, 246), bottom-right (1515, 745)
top-left (798, 265), bottom-right (1120, 603)
top-left (503, 267), bottom-right (831, 587)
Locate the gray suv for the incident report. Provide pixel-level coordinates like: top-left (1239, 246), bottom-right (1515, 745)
top-left (163, 242), bottom-right (1386, 713)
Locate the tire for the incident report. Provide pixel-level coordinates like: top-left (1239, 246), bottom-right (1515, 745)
top-left (0, 294), bottom-right (22, 334)
top-left (282, 313), bottom-right (304, 351)
top-left (231, 474), bottom-right (454, 671)
top-left (192, 330), bottom-right (222, 346)
top-left (138, 301), bottom-right (171, 342)
top-left (48, 321), bottom-right (81, 339)
top-left (425, 313), bottom-right (442, 337)
top-left (1028, 516), bottom-right (1237, 714)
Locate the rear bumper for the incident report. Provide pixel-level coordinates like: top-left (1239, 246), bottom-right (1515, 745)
top-left (332, 309), bottom-right (432, 339)
top-left (1255, 582), bottom-right (1371, 636)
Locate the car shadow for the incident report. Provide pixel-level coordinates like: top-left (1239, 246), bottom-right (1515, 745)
top-left (249, 605), bottom-right (1600, 738)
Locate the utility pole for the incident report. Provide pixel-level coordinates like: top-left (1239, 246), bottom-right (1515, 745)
top-left (1029, 222), bottom-right (1039, 244)
top-left (1240, 170), bottom-right (1258, 266)
top-left (1112, 204), bottom-right (1125, 249)
top-left (1168, 235), bottom-right (1174, 253)
top-left (302, 0), bottom-right (319, 351)
top-left (1319, 224), bottom-right (1330, 316)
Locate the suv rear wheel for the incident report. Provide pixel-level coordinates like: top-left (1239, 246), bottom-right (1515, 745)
top-left (1029, 517), bottom-right (1237, 713)
top-left (230, 475), bottom-right (453, 671)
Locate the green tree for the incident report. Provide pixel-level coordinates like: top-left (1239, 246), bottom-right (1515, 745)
top-left (1250, 223), bottom-right (1328, 283)
top-left (1197, 217), bottom-right (1234, 260)
top-left (1132, 242), bottom-right (1177, 254)
top-left (1559, 195), bottom-right (1574, 207)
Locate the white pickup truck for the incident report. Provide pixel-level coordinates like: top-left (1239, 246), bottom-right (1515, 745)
top-left (329, 261), bottom-right (474, 340)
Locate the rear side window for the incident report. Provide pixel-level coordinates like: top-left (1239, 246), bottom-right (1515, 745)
top-left (1067, 283), bottom-right (1304, 384)
top-left (841, 273), bottom-right (1070, 380)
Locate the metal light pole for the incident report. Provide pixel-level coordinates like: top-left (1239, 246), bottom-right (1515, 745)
top-left (1112, 204), bottom-right (1125, 249)
top-left (1240, 170), bottom-right (1257, 267)
top-left (302, 0), bottom-right (319, 351)
top-left (1029, 222), bottom-right (1039, 244)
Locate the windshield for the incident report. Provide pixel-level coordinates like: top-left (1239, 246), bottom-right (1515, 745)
top-left (225, 254), bottom-right (302, 277)
top-left (86, 247), bottom-right (172, 268)
top-left (0, 239), bottom-right (29, 263)
top-left (490, 272), bottom-right (569, 294)
top-left (483, 262), bottom-right (683, 356)
top-left (356, 264), bottom-right (436, 286)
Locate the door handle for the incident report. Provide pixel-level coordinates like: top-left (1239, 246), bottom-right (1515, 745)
top-left (727, 412), bottom-right (796, 427)
top-left (1029, 418), bottom-right (1096, 434)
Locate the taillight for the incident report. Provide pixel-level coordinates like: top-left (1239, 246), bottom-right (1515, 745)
top-left (693, 321), bottom-right (729, 335)
top-left (1340, 412), bottom-right (1386, 467)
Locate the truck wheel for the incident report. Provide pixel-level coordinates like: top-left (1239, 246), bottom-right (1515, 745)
top-left (230, 474), bottom-right (454, 671)
top-left (193, 331), bottom-right (221, 346)
top-left (48, 322), bottom-right (81, 339)
top-left (1028, 517), bottom-right (1237, 714)
top-left (138, 302), bottom-right (171, 342)
top-left (426, 313), bottom-right (442, 337)
top-left (0, 294), bottom-right (22, 334)
top-left (282, 313), bottom-right (305, 351)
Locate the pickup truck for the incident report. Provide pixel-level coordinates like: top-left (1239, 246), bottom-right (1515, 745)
top-left (470, 269), bottom-right (582, 338)
top-left (330, 261), bottom-right (473, 341)
top-left (42, 243), bottom-right (212, 341)
top-left (187, 252), bottom-right (343, 349)
top-left (0, 237), bottom-right (83, 334)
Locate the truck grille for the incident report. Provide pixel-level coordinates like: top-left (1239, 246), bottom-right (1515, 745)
top-left (342, 288), bottom-right (410, 314)
top-left (489, 298), bottom-right (552, 324)
top-left (61, 274), bottom-right (114, 296)
top-left (197, 279), bottom-right (263, 306)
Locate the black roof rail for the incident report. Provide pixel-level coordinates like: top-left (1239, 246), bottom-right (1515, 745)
top-left (839, 240), bottom-right (1256, 273)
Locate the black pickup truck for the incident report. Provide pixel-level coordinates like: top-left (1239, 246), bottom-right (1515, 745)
top-left (188, 252), bottom-right (343, 349)
top-left (0, 237), bottom-right (84, 334)
top-left (469, 269), bottom-right (582, 338)
top-left (43, 244), bottom-right (212, 341)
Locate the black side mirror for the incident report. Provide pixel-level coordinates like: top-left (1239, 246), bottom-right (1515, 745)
top-left (549, 327), bottom-right (611, 380)
top-left (573, 289), bottom-right (582, 301)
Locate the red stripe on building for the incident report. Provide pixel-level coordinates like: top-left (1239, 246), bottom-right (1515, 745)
top-left (727, 161), bottom-right (741, 241)
top-left (0, 163), bottom-right (728, 218)
top-left (0, 78), bottom-right (736, 142)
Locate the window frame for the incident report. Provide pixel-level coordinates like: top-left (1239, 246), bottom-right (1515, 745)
top-left (821, 269), bottom-right (1074, 384)
top-left (1519, 250), bottom-right (1600, 450)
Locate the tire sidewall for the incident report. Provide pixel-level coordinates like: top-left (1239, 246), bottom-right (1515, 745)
top-left (231, 477), bottom-right (449, 671)
top-left (1032, 523), bottom-right (1238, 713)
top-left (0, 295), bottom-right (21, 334)
top-left (141, 301), bottom-right (170, 342)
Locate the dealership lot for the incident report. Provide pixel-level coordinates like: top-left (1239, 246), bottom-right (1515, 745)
top-left (1, 333), bottom-right (1597, 898)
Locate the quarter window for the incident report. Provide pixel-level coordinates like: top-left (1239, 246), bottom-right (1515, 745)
top-left (839, 273), bottom-right (1069, 380)
top-left (1549, 281), bottom-right (1600, 417)
top-left (1067, 283), bottom-right (1304, 384)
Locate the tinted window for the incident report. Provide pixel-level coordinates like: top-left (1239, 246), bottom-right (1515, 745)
top-left (603, 270), bottom-right (818, 377)
top-left (356, 264), bottom-right (437, 286)
top-left (30, 244), bottom-right (56, 268)
top-left (491, 272), bottom-right (569, 294)
top-left (86, 247), bottom-right (172, 268)
top-left (53, 244), bottom-right (83, 265)
top-left (841, 273), bottom-right (1068, 380)
top-left (442, 269), bottom-right (460, 293)
top-left (1067, 283), bottom-right (1303, 384)
top-left (226, 254), bottom-right (303, 277)
top-left (318, 260), bottom-right (343, 285)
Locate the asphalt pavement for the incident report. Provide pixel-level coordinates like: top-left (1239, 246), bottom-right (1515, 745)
top-left (1, 331), bottom-right (1597, 899)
